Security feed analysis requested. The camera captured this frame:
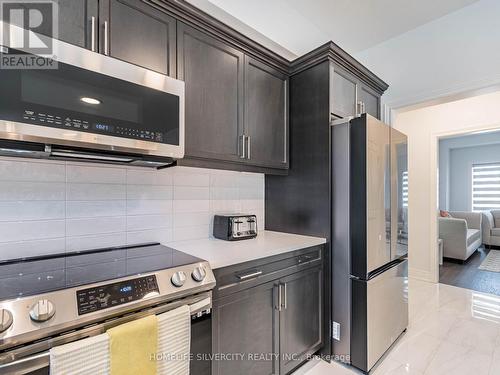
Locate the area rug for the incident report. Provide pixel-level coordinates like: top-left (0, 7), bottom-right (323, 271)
top-left (478, 250), bottom-right (500, 272)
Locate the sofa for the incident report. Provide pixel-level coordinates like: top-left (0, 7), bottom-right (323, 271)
top-left (481, 210), bottom-right (500, 246)
top-left (438, 211), bottom-right (482, 261)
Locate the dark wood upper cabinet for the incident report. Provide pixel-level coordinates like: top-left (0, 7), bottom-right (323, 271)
top-left (244, 57), bottom-right (288, 169)
top-left (358, 83), bottom-right (380, 119)
top-left (55, 0), bottom-right (98, 49)
top-left (52, 3), bottom-right (387, 175)
top-left (331, 67), bottom-right (357, 119)
top-left (177, 22), bottom-right (245, 163)
top-left (101, 0), bottom-right (176, 76)
top-left (331, 65), bottom-right (381, 120)
top-left (56, 0), bottom-right (175, 76)
top-left (212, 281), bottom-right (279, 375)
top-left (279, 267), bottom-right (323, 374)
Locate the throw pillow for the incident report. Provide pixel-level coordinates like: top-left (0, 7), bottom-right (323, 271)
top-left (440, 210), bottom-right (451, 218)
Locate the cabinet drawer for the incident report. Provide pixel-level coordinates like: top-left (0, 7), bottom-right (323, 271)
top-left (213, 246), bottom-right (322, 299)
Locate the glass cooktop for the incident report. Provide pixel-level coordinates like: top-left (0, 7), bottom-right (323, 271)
top-left (0, 243), bottom-right (204, 300)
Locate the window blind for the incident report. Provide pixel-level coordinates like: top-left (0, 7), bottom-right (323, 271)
top-left (402, 171), bottom-right (408, 208)
top-left (472, 163), bottom-right (500, 211)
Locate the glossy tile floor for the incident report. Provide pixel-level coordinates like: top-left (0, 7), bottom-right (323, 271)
top-left (295, 279), bottom-right (500, 375)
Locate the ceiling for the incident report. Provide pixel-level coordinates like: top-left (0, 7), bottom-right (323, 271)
top-left (200, 0), bottom-right (479, 55)
top-left (187, 0), bottom-right (500, 109)
top-left (285, 0), bottom-right (480, 53)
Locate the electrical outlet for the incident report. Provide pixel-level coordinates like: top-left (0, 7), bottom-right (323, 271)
top-left (332, 321), bottom-right (340, 341)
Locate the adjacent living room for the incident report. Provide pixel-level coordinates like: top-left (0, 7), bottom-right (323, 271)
top-left (439, 130), bottom-right (500, 296)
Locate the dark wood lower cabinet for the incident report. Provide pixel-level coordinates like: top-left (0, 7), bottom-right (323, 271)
top-left (212, 251), bottom-right (324, 375)
top-left (212, 281), bottom-right (280, 375)
top-left (279, 268), bottom-right (323, 374)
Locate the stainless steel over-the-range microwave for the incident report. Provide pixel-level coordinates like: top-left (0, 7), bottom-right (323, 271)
top-left (0, 36), bottom-right (185, 168)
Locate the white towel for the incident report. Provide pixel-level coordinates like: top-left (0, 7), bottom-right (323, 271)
top-left (156, 305), bottom-right (191, 375)
top-left (50, 333), bottom-right (110, 375)
top-left (50, 303), bottom-right (195, 375)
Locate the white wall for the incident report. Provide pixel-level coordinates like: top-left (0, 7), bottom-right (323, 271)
top-left (393, 90), bottom-right (500, 282)
top-left (357, 0), bottom-right (500, 108)
top-left (0, 158), bottom-right (264, 261)
top-left (439, 131), bottom-right (500, 211)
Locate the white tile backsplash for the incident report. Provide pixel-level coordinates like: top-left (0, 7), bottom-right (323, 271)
top-left (126, 185), bottom-right (173, 200)
top-left (173, 199), bottom-right (210, 213)
top-left (0, 220), bottom-right (65, 243)
top-left (126, 214), bottom-right (172, 231)
top-left (0, 161), bottom-right (265, 260)
top-left (66, 217), bottom-right (127, 237)
top-left (173, 168), bottom-right (210, 186)
top-left (66, 165), bottom-right (126, 184)
top-left (0, 201), bottom-right (65, 221)
top-left (126, 200), bottom-right (172, 215)
top-left (66, 233), bottom-right (127, 252)
top-left (0, 182), bottom-right (65, 201)
top-left (173, 186), bottom-right (209, 200)
top-left (0, 159), bottom-right (65, 182)
top-left (126, 169), bottom-right (173, 185)
top-left (66, 201), bottom-right (126, 218)
top-left (67, 183), bottom-right (126, 200)
top-left (0, 238), bottom-right (66, 261)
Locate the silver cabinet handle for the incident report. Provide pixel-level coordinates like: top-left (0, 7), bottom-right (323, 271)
top-left (357, 101), bottom-right (363, 115)
top-left (104, 21), bottom-right (109, 55)
top-left (237, 270), bottom-right (262, 280)
top-left (277, 284), bottom-right (282, 311)
top-left (246, 135), bottom-right (251, 160)
top-left (240, 135), bottom-right (246, 159)
top-left (283, 283), bottom-right (287, 310)
top-left (90, 16), bottom-right (96, 52)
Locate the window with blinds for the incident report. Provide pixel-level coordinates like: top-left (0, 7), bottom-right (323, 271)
top-left (402, 171), bottom-right (408, 207)
top-left (472, 163), bottom-right (500, 211)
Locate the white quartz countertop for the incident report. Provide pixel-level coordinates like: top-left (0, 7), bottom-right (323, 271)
top-left (166, 231), bottom-right (326, 269)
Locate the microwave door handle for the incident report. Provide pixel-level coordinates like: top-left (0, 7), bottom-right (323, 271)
top-left (49, 149), bottom-right (134, 163)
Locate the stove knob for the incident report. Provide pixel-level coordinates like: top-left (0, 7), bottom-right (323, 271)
top-left (192, 266), bottom-right (207, 282)
top-left (0, 309), bottom-right (13, 333)
top-left (29, 299), bottom-right (55, 322)
top-left (171, 271), bottom-right (187, 287)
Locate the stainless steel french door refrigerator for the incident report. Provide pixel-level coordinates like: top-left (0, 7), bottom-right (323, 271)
top-left (331, 114), bottom-right (408, 373)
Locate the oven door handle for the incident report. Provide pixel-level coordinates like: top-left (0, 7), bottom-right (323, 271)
top-left (0, 294), bottom-right (212, 374)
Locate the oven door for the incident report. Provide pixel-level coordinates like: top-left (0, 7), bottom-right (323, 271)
top-left (0, 39), bottom-right (184, 159)
top-left (0, 292), bottom-right (211, 375)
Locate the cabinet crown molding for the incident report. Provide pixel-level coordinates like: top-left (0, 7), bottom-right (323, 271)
top-left (290, 41), bottom-right (389, 94)
top-left (149, 0), bottom-right (290, 73)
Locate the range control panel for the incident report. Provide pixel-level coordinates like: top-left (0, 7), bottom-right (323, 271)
top-left (76, 275), bottom-right (159, 315)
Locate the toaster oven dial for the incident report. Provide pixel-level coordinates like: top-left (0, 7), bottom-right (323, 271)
top-left (192, 266), bottom-right (207, 282)
top-left (171, 271), bottom-right (187, 287)
top-left (29, 299), bottom-right (55, 322)
top-left (0, 309), bottom-right (13, 332)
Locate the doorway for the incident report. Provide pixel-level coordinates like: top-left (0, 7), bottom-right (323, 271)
top-left (437, 129), bottom-right (500, 295)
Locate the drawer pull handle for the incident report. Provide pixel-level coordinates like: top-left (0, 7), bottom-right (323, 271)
top-left (237, 270), bottom-right (263, 280)
top-left (299, 255), bottom-right (318, 264)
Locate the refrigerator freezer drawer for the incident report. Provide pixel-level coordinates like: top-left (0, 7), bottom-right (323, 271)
top-left (351, 259), bottom-right (408, 372)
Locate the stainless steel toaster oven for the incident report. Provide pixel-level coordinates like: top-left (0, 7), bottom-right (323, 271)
top-left (213, 214), bottom-right (258, 241)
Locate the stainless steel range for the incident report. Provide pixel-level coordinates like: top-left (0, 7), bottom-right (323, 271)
top-left (0, 243), bottom-right (215, 374)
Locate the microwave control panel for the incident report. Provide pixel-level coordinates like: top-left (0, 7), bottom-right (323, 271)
top-left (76, 275), bottom-right (159, 315)
top-left (22, 109), bottom-right (164, 143)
